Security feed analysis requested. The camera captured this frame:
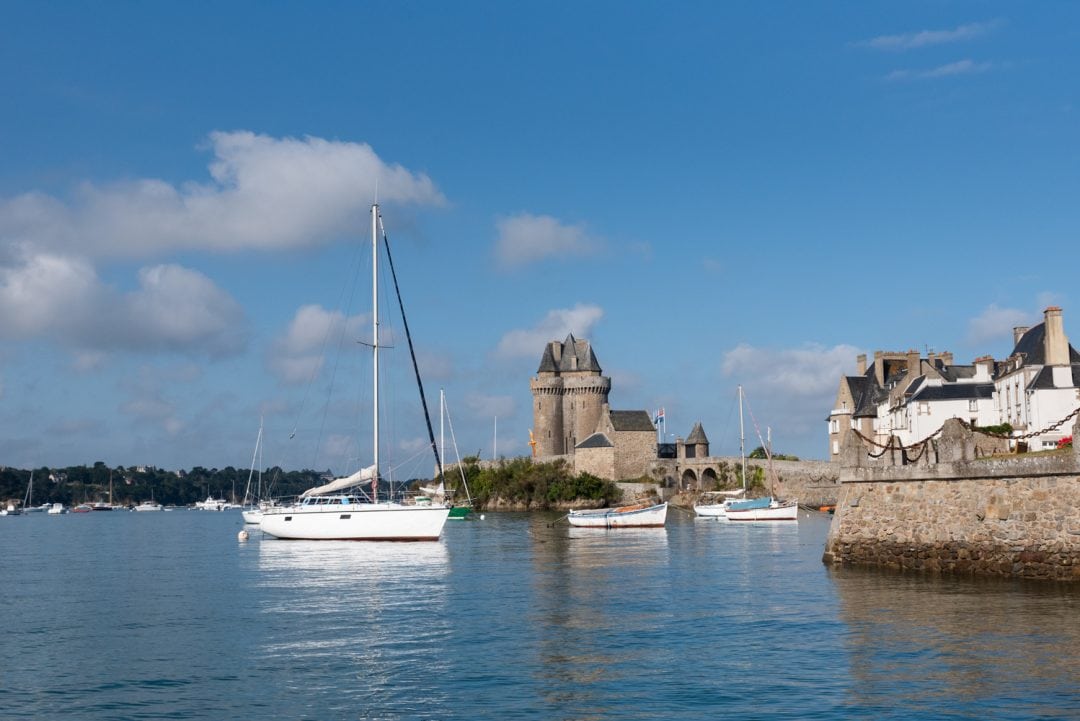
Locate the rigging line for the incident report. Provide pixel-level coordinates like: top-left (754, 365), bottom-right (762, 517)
top-left (287, 227), bottom-right (366, 442)
top-left (379, 216), bottom-right (443, 479)
top-left (443, 393), bottom-right (473, 502)
top-left (740, 390), bottom-right (778, 490)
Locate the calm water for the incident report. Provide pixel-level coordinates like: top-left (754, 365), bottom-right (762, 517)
top-left (1, 509), bottom-right (1077, 720)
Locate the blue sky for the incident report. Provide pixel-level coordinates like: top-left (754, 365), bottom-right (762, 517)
top-left (2, 2), bottom-right (1079, 474)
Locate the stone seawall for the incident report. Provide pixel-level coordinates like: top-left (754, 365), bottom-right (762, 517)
top-left (823, 420), bottom-right (1080, 581)
top-left (649, 457), bottom-right (840, 507)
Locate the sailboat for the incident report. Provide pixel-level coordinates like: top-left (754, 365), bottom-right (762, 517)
top-left (241, 420), bottom-right (270, 524)
top-left (695, 386), bottom-right (798, 521)
top-left (259, 202), bottom-right (450, 541)
top-left (419, 389), bottom-right (474, 519)
top-left (695, 387), bottom-right (748, 519)
top-left (723, 389), bottom-right (798, 522)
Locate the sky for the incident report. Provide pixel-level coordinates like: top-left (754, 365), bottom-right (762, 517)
top-left (2, 2), bottom-right (1080, 475)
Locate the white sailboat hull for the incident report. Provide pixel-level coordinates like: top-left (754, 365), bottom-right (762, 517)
top-left (724, 500), bottom-right (799, 522)
top-left (259, 502), bottom-right (450, 541)
top-left (567, 502), bottom-right (667, 528)
top-left (693, 503), bottom-right (729, 518)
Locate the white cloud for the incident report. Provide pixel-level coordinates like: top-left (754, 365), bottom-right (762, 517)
top-left (0, 251), bottom-right (245, 357)
top-left (722, 343), bottom-right (861, 398)
top-left (118, 265), bottom-right (246, 356)
top-left (268, 304), bottom-right (368, 384)
top-left (494, 213), bottom-right (602, 268)
top-left (0, 130), bottom-right (446, 259)
top-left (859, 20), bottom-right (1003, 51)
top-left (495, 304), bottom-right (604, 358)
top-left (720, 342), bottom-right (862, 454)
top-left (967, 304), bottom-right (1035, 346)
top-left (0, 251), bottom-right (102, 337)
top-left (886, 59), bottom-right (993, 81)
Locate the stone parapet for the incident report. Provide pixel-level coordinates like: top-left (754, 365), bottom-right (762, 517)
top-left (824, 418), bottom-right (1080, 581)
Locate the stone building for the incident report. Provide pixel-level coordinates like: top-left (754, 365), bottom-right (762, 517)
top-left (525, 335), bottom-right (838, 502)
top-left (529, 334), bottom-right (611, 457)
top-left (575, 407), bottom-right (657, 481)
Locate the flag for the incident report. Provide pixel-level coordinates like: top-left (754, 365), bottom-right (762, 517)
top-left (654, 407), bottom-right (665, 424)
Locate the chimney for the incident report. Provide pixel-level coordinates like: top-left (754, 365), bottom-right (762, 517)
top-left (941, 351), bottom-right (953, 365)
top-left (1043, 306), bottom-right (1070, 366)
top-left (1013, 326), bottom-right (1030, 347)
top-left (873, 351), bottom-right (884, 386)
top-left (856, 354), bottom-right (867, 375)
top-left (906, 349), bottom-right (920, 378)
top-left (551, 341), bottom-right (562, 364)
top-left (974, 355), bottom-right (995, 381)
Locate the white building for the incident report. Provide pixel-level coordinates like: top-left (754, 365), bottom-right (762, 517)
top-left (993, 306), bottom-right (1080, 451)
top-left (827, 307), bottom-right (1080, 460)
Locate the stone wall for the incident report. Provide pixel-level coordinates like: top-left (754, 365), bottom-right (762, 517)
top-left (574, 445), bottom-right (615, 480)
top-left (651, 456), bottom-right (840, 507)
top-left (612, 430), bottom-right (657, 481)
top-left (823, 418), bottom-right (1080, 581)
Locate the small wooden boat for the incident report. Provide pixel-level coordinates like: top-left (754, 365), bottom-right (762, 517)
top-left (567, 501), bottom-right (667, 528)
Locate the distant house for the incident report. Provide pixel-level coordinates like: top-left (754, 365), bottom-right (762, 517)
top-left (828, 306), bottom-right (1080, 460)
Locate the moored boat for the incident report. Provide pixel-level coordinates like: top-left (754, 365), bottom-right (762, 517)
top-left (47, 503), bottom-right (67, 515)
top-left (259, 202), bottom-right (450, 542)
top-left (694, 490), bottom-right (746, 519)
top-left (567, 501), bottom-right (668, 528)
top-left (134, 500), bottom-right (164, 512)
top-left (724, 498), bottom-right (799, 522)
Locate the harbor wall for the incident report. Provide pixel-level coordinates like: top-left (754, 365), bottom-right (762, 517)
top-left (652, 457), bottom-right (840, 508)
top-left (823, 418), bottom-right (1080, 581)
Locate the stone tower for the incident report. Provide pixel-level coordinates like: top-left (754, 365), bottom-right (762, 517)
top-left (530, 334), bottom-right (611, 457)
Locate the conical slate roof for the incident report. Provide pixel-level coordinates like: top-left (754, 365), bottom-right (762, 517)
top-left (686, 422), bottom-right (709, 444)
top-left (537, 342), bottom-right (558, 373)
top-left (536, 333), bottom-right (603, 374)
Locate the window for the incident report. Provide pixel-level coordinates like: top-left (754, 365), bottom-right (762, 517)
top-left (969, 399), bottom-right (978, 411)
top-left (832, 440), bottom-right (839, 455)
top-left (829, 419), bottom-right (839, 433)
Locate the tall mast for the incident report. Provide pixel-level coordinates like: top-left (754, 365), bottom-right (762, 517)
top-left (371, 203), bottom-right (380, 494)
top-left (440, 389), bottom-right (445, 482)
top-left (738, 385), bottom-right (746, 493)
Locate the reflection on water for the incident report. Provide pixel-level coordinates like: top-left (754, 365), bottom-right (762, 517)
top-left (832, 567), bottom-right (1080, 718)
top-left (532, 523), bottom-right (672, 718)
top-left (252, 538), bottom-right (452, 719)
top-left (4, 508), bottom-right (1077, 720)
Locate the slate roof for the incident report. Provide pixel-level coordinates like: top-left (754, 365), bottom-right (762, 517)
top-left (1012, 323), bottom-right (1080, 365)
top-left (686, 422), bottom-right (709, 444)
top-left (610, 410), bottom-right (656, 432)
top-left (1028, 364), bottom-right (1080, 390)
top-left (938, 365), bottom-right (977, 382)
top-left (910, 383), bottom-right (995, 402)
top-left (537, 333), bottom-right (603, 374)
top-left (537, 343), bottom-right (558, 373)
top-left (845, 374), bottom-right (883, 418)
top-left (576, 433), bottom-right (614, 449)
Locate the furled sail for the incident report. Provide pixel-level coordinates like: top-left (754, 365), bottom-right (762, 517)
top-left (301, 465), bottom-right (377, 497)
